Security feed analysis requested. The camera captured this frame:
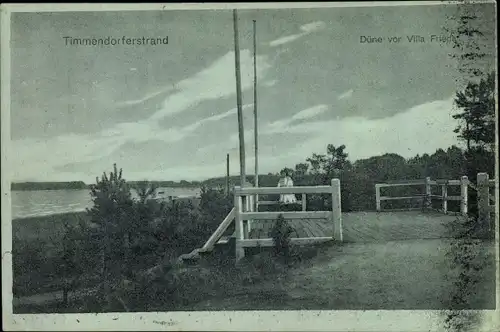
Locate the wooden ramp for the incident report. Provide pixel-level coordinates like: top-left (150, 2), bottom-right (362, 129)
top-left (248, 211), bottom-right (459, 243)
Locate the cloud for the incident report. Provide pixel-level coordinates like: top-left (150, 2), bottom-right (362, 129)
top-left (269, 21), bottom-right (326, 47)
top-left (263, 80), bottom-right (277, 87)
top-left (179, 104), bottom-right (253, 134)
top-left (22, 50), bottom-right (271, 174)
top-left (338, 89), bottom-right (353, 100)
top-left (265, 105), bottom-right (329, 134)
top-left (299, 21), bottom-right (326, 33)
top-left (291, 104), bottom-right (328, 121)
top-left (12, 96), bottom-right (460, 183)
top-left (10, 103), bottom-right (254, 182)
top-left (116, 85), bottom-right (177, 107)
top-left (150, 50), bottom-right (271, 121)
top-left (193, 97), bottom-right (459, 181)
top-left (269, 34), bottom-right (306, 47)
top-left (269, 97), bottom-right (459, 161)
top-left (201, 104), bottom-right (329, 151)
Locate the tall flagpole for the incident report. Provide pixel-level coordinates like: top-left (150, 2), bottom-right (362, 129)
top-left (233, 9), bottom-right (246, 188)
top-left (253, 20), bottom-right (259, 207)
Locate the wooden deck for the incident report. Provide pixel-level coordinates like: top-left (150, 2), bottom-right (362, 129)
top-left (248, 211), bottom-right (459, 243)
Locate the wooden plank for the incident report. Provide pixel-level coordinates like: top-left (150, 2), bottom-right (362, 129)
top-left (216, 236), bottom-right (231, 245)
top-left (236, 185), bottom-right (332, 195)
top-left (249, 220), bottom-right (263, 239)
top-left (380, 207), bottom-right (423, 212)
top-left (261, 219), bottom-right (274, 239)
top-left (301, 220), bottom-right (316, 238)
top-left (376, 185), bottom-right (381, 211)
top-left (331, 178), bottom-right (342, 241)
top-left (380, 195), bottom-right (425, 201)
top-left (304, 219), bottom-right (328, 238)
top-left (382, 179), bottom-right (427, 185)
top-left (239, 237), bottom-right (333, 247)
top-left (234, 193), bottom-right (244, 261)
top-left (258, 200), bottom-right (303, 206)
top-left (201, 207), bottom-right (236, 251)
top-left (446, 195), bottom-right (462, 201)
top-left (315, 220), bottom-right (333, 235)
top-left (293, 221), bottom-right (308, 238)
top-left (240, 211), bottom-right (331, 220)
top-left (376, 181), bottom-right (425, 188)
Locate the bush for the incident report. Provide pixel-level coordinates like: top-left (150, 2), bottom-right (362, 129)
top-left (269, 214), bottom-right (294, 263)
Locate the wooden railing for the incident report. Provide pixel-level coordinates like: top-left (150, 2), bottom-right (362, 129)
top-left (375, 173), bottom-right (497, 220)
top-left (375, 176), bottom-right (469, 215)
top-left (257, 193), bottom-right (308, 211)
top-left (233, 179), bottom-right (342, 262)
top-left (199, 207), bottom-right (236, 252)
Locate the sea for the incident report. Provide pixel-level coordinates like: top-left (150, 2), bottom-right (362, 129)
top-left (11, 187), bottom-right (201, 219)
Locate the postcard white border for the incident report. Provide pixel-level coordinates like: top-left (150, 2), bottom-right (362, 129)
top-left (1, 2), bottom-right (498, 331)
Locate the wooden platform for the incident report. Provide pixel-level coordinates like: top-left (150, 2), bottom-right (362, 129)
top-left (248, 211), bottom-right (460, 243)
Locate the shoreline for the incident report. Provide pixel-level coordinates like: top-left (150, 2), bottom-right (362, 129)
top-left (11, 194), bottom-right (201, 220)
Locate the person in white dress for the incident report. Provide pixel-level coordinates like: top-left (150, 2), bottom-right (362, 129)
top-left (277, 170), bottom-right (297, 204)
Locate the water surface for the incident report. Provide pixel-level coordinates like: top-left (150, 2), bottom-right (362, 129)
top-left (11, 187), bottom-right (200, 219)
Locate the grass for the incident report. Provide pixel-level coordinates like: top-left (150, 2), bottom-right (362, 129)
top-left (12, 209), bottom-right (496, 314)
top-left (187, 239), bottom-right (495, 311)
top-left (12, 211), bottom-right (186, 297)
top-left (14, 235), bottom-right (495, 313)
top-left (12, 212), bottom-right (90, 296)
top-left (13, 211), bottom-right (89, 243)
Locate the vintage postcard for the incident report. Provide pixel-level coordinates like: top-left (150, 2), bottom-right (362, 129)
top-left (1, 2), bottom-right (498, 331)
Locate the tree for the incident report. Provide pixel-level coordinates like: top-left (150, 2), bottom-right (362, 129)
top-left (444, 3), bottom-right (495, 82)
top-left (294, 163), bottom-right (309, 179)
top-left (306, 153), bottom-right (328, 175)
top-left (324, 144), bottom-right (350, 177)
top-left (453, 72), bottom-right (495, 152)
top-left (279, 167), bottom-right (295, 178)
top-left (130, 180), bottom-right (161, 251)
top-left (87, 163), bottom-right (135, 307)
top-left (133, 180), bottom-right (158, 204)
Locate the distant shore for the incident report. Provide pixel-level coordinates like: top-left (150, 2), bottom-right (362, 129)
top-left (11, 174), bottom-right (270, 191)
top-left (11, 181), bottom-right (201, 191)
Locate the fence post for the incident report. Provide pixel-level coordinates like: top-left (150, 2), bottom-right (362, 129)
top-left (302, 193), bottom-right (307, 211)
top-left (375, 184), bottom-right (381, 212)
top-left (247, 195), bottom-right (254, 235)
top-left (331, 179), bottom-right (343, 242)
top-left (425, 177), bottom-right (432, 210)
top-left (477, 173), bottom-right (491, 233)
top-left (243, 195), bottom-right (250, 241)
top-left (441, 183), bottom-right (448, 214)
top-left (234, 187), bottom-right (245, 262)
top-left (460, 175), bottom-right (468, 216)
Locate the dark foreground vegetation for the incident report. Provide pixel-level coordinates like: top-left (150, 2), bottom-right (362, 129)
top-left (12, 55), bottom-right (496, 319)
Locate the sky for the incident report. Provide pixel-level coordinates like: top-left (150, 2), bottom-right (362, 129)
top-left (9, 3), bottom-right (496, 183)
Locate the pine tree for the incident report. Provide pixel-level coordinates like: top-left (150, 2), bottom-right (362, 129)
top-left (87, 163), bottom-right (134, 308)
top-left (452, 72), bottom-right (495, 152)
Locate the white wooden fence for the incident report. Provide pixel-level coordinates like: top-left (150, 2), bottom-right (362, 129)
top-left (375, 173), bottom-right (496, 220)
top-left (233, 179), bottom-right (342, 262)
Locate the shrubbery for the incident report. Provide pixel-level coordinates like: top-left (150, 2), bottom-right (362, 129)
top-left (38, 165), bottom-right (236, 311)
top-left (269, 214), bottom-right (294, 264)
